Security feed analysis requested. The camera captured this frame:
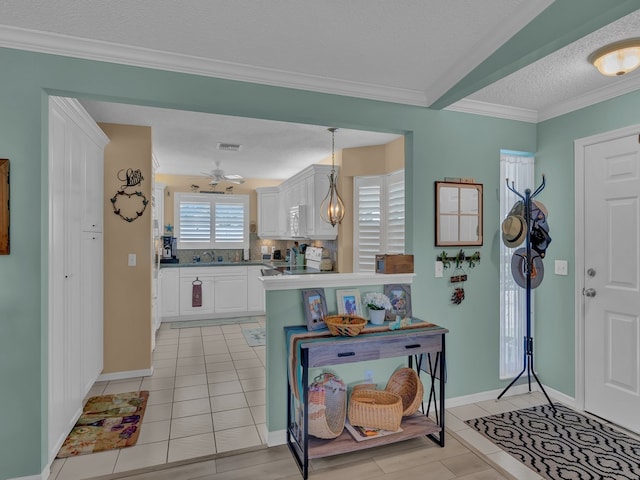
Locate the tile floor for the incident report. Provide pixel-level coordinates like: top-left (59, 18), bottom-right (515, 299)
top-left (49, 318), bottom-right (267, 480)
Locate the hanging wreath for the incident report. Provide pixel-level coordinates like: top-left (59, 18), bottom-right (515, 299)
top-left (110, 190), bottom-right (148, 223)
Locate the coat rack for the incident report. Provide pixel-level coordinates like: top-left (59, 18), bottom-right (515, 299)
top-left (497, 175), bottom-right (555, 411)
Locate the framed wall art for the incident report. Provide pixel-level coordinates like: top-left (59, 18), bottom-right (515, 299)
top-left (384, 284), bottom-right (412, 319)
top-left (336, 289), bottom-right (362, 317)
top-left (301, 288), bottom-right (328, 331)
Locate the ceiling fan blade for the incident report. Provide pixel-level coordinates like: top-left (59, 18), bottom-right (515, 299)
top-left (226, 178), bottom-right (245, 185)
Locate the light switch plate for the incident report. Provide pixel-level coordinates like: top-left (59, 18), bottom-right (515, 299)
top-left (555, 260), bottom-right (568, 275)
top-left (435, 261), bottom-right (444, 278)
top-left (128, 253), bottom-right (136, 267)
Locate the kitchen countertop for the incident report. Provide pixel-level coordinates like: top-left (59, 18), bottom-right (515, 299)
top-left (160, 260), bottom-right (271, 268)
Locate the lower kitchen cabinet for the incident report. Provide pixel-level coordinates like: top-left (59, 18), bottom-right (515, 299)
top-left (159, 268), bottom-right (180, 318)
top-left (214, 275), bottom-right (248, 313)
top-left (180, 275), bottom-right (215, 316)
top-left (160, 264), bottom-right (266, 321)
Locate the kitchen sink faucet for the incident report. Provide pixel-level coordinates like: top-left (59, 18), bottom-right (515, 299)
top-left (203, 251), bottom-right (214, 262)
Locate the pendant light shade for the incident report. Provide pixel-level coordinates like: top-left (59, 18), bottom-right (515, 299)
top-left (588, 39), bottom-right (640, 76)
top-left (320, 128), bottom-right (346, 227)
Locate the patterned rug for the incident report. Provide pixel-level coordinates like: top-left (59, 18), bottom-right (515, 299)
top-left (466, 403), bottom-right (640, 480)
top-left (242, 327), bottom-right (266, 346)
top-left (57, 391), bottom-right (149, 458)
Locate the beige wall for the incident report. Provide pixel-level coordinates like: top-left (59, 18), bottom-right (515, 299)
top-left (101, 123), bottom-right (153, 373)
top-left (336, 137), bottom-right (405, 273)
top-left (154, 174), bottom-right (282, 229)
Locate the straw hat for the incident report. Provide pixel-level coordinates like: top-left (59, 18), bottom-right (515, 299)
top-left (501, 201), bottom-right (526, 248)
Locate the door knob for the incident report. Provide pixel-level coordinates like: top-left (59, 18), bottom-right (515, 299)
top-left (583, 288), bottom-right (596, 297)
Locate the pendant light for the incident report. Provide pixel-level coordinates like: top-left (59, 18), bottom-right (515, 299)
top-left (320, 127), bottom-right (346, 227)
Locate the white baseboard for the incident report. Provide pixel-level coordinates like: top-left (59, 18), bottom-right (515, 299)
top-left (10, 467), bottom-right (48, 480)
top-left (97, 367), bottom-right (154, 382)
top-left (266, 429), bottom-right (287, 447)
top-left (446, 382), bottom-right (575, 409)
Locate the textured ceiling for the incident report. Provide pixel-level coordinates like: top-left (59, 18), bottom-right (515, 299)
top-left (1, 1), bottom-right (639, 176)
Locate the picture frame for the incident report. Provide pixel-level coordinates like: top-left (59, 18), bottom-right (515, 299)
top-left (384, 284), bottom-right (412, 319)
top-left (336, 289), bottom-right (362, 317)
top-left (301, 288), bottom-right (328, 331)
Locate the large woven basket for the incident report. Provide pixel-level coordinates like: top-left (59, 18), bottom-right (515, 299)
top-left (348, 388), bottom-right (403, 432)
top-left (385, 368), bottom-right (424, 416)
top-left (324, 315), bottom-right (367, 336)
top-left (308, 373), bottom-right (347, 439)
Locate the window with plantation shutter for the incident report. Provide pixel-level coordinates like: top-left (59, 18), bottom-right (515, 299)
top-left (175, 193), bottom-right (249, 250)
top-left (353, 170), bottom-right (405, 272)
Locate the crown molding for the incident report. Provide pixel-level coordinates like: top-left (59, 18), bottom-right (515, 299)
top-left (538, 74), bottom-right (640, 122)
top-left (0, 25), bottom-right (428, 107)
top-left (445, 99), bottom-right (539, 123)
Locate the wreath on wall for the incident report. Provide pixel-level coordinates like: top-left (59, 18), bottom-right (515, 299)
top-left (110, 168), bottom-right (148, 223)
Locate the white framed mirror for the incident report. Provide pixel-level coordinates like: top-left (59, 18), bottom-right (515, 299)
top-left (435, 181), bottom-right (483, 246)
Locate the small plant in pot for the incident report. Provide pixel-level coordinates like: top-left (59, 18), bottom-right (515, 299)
top-left (362, 292), bottom-right (391, 325)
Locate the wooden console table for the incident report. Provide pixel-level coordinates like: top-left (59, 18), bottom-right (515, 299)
top-left (285, 321), bottom-right (448, 479)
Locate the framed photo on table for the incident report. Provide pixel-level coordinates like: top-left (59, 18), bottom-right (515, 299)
top-left (301, 288), bottom-right (328, 331)
top-left (384, 284), bottom-right (412, 319)
top-left (336, 289), bottom-right (362, 317)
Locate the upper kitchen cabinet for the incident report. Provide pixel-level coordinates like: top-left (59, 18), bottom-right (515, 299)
top-left (257, 164), bottom-right (338, 240)
top-left (257, 186), bottom-right (282, 238)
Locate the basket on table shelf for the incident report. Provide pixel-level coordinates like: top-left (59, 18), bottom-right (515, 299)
top-left (385, 367), bottom-right (424, 416)
top-left (307, 372), bottom-right (347, 439)
top-left (324, 315), bottom-right (367, 336)
top-left (348, 388), bottom-right (403, 432)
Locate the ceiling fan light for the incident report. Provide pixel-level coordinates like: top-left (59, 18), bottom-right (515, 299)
top-left (589, 39), bottom-right (640, 76)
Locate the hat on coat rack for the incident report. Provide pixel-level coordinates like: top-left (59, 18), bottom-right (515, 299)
top-left (501, 201), bottom-right (527, 248)
top-left (530, 200), bottom-right (551, 258)
top-left (511, 247), bottom-right (545, 289)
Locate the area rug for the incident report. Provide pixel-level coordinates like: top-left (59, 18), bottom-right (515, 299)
top-left (56, 391), bottom-right (149, 458)
top-left (466, 403), bottom-right (640, 480)
top-left (170, 316), bottom-right (261, 328)
top-left (242, 327), bottom-right (266, 346)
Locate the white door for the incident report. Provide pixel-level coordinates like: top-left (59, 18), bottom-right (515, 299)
top-left (584, 132), bottom-right (640, 433)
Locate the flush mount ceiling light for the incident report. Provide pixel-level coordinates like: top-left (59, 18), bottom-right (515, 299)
top-left (320, 127), bottom-right (346, 227)
top-left (588, 38), bottom-right (640, 76)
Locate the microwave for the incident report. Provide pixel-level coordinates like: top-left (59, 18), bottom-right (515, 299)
top-left (289, 205), bottom-right (306, 238)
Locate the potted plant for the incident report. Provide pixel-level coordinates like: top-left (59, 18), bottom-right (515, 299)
top-left (362, 292), bottom-right (391, 325)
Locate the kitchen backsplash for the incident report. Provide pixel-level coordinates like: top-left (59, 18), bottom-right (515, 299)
top-left (176, 234), bottom-right (337, 265)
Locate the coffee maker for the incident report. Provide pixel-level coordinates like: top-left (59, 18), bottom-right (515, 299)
top-left (161, 235), bottom-right (177, 262)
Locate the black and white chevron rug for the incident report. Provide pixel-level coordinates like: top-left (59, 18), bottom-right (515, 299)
top-left (466, 403), bottom-right (640, 480)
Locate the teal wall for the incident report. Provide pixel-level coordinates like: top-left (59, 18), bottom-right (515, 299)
top-left (1, 42), bottom-right (635, 478)
top-left (534, 91), bottom-right (640, 397)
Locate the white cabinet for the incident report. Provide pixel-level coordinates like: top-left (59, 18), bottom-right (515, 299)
top-left (257, 164), bottom-right (338, 240)
top-left (159, 268), bottom-right (180, 319)
top-left (257, 187), bottom-right (282, 238)
top-left (48, 97), bottom-right (109, 464)
top-left (247, 265), bottom-right (265, 313)
top-left (179, 269), bottom-right (215, 316)
top-left (215, 274), bottom-right (248, 313)
top-left (160, 265), bottom-right (261, 320)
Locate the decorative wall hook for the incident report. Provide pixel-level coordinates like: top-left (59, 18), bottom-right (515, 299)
top-left (436, 250), bottom-right (480, 269)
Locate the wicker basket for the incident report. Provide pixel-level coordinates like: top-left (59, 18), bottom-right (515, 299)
top-left (385, 368), bottom-right (424, 416)
top-left (324, 315), bottom-right (367, 336)
top-left (348, 388), bottom-right (403, 432)
top-left (308, 373), bottom-right (347, 439)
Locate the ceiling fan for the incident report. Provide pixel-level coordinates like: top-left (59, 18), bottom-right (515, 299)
top-left (200, 161), bottom-right (245, 185)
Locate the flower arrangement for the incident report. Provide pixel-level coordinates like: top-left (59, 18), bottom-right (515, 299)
top-left (362, 292), bottom-right (392, 311)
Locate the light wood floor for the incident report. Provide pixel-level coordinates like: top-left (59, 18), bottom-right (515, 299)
top-left (90, 434), bottom-right (512, 480)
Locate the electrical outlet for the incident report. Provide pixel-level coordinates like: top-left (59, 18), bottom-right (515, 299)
top-left (128, 253), bottom-right (136, 267)
top-left (364, 370), bottom-right (374, 383)
top-left (435, 260), bottom-right (444, 278)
